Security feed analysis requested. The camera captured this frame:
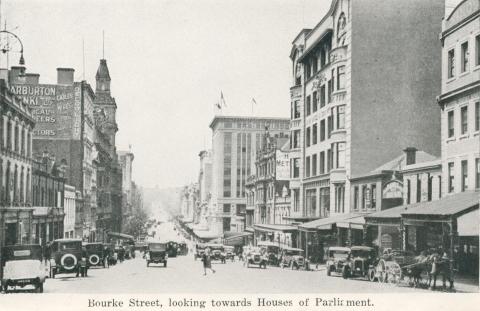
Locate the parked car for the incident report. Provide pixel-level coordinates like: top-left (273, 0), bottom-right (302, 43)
top-left (194, 243), bottom-right (207, 260)
top-left (246, 247), bottom-right (267, 269)
top-left (48, 239), bottom-right (88, 278)
top-left (224, 246), bottom-right (235, 262)
top-left (84, 242), bottom-right (106, 268)
top-left (146, 242), bottom-right (168, 267)
top-left (1, 244), bottom-right (46, 293)
top-left (326, 246), bottom-right (376, 279)
top-left (280, 247), bottom-right (306, 270)
top-left (209, 244), bottom-right (226, 263)
top-left (258, 241), bottom-right (281, 266)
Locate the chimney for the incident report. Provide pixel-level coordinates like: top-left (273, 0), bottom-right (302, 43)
top-left (9, 66), bottom-right (26, 84)
top-left (404, 147), bottom-right (418, 165)
top-left (25, 73), bottom-right (40, 84)
top-left (56, 68), bottom-right (74, 85)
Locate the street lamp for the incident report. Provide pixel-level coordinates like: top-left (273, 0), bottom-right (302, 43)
top-left (0, 30), bottom-right (25, 66)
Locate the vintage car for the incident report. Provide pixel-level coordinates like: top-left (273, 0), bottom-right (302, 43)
top-left (48, 239), bottom-right (88, 278)
top-left (280, 247), bottom-right (306, 269)
top-left (1, 244), bottom-right (46, 293)
top-left (146, 242), bottom-right (168, 267)
top-left (258, 241), bottom-right (281, 266)
top-left (224, 245), bottom-right (235, 261)
top-left (194, 243), bottom-right (207, 260)
top-left (246, 247), bottom-right (267, 269)
top-left (326, 246), bottom-right (376, 279)
top-left (166, 241), bottom-right (178, 258)
top-left (208, 244), bottom-right (226, 263)
top-left (84, 242), bottom-right (106, 268)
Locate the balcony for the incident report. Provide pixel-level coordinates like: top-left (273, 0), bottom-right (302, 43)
top-left (290, 119), bottom-right (301, 129)
top-left (290, 85), bottom-right (302, 98)
top-left (329, 45), bottom-right (347, 65)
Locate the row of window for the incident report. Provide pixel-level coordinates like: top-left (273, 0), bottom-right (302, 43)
top-left (447, 158), bottom-right (480, 193)
top-left (304, 187), bottom-right (330, 217)
top-left (304, 143), bottom-right (346, 178)
top-left (305, 106), bottom-right (345, 147)
top-left (0, 117), bottom-right (33, 158)
top-left (447, 102), bottom-right (479, 138)
top-left (447, 34), bottom-right (480, 79)
top-left (353, 184), bottom-right (377, 210)
top-left (305, 66), bottom-right (346, 117)
top-left (0, 160), bottom-right (31, 206)
top-left (304, 41), bottom-right (332, 81)
top-left (405, 174), bottom-right (440, 205)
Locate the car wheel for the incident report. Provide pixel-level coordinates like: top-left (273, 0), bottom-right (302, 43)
top-left (368, 268), bottom-right (376, 282)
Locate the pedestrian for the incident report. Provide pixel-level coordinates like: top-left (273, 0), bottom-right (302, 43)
top-left (202, 248), bottom-right (216, 275)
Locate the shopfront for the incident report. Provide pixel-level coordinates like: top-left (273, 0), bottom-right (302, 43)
top-left (364, 206), bottom-right (405, 253)
top-left (253, 223), bottom-right (297, 248)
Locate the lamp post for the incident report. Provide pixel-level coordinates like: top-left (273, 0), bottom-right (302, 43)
top-left (0, 29), bottom-right (25, 67)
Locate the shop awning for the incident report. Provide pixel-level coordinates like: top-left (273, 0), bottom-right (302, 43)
top-left (193, 230), bottom-right (221, 240)
top-left (107, 232), bottom-right (134, 240)
top-left (336, 215), bottom-right (366, 230)
top-left (254, 224), bottom-right (297, 233)
top-left (364, 205), bottom-right (408, 225)
top-left (400, 190), bottom-right (479, 220)
top-left (299, 213), bottom-right (362, 231)
top-left (457, 209), bottom-right (479, 236)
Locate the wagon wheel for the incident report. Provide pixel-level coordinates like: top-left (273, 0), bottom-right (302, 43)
top-left (376, 259), bottom-right (388, 283)
top-left (387, 262), bottom-right (402, 286)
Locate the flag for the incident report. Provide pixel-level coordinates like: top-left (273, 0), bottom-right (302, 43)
top-left (220, 91), bottom-right (227, 107)
top-left (252, 98), bottom-right (257, 105)
top-left (215, 101), bottom-right (222, 110)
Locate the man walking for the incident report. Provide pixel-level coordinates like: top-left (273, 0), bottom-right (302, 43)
top-left (202, 248), bottom-right (216, 275)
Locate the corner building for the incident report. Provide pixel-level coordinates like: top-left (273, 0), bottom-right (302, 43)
top-left (209, 116), bottom-right (289, 236)
top-left (289, 0), bottom-right (444, 223)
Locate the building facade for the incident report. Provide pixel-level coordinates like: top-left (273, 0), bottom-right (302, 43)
top-left (118, 149), bottom-right (134, 228)
top-left (63, 184), bottom-right (76, 238)
top-left (289, 0), bottom-right (445, 224)
top-left (0, 75), bottom-right (35, 247)
top-left (209, 116), bottom-right (290, 236)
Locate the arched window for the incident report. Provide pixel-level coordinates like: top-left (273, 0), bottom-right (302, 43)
top-left (337, 12), bottom-right (347, 45)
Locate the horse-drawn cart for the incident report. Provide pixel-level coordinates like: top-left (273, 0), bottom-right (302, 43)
top-left (368, 249), bottom-right (430, 288)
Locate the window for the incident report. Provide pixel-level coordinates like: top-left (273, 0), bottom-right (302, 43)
top-left (448, 162), bottom-right (454, 193)
top-left (448, 49), bottom-right (455, 78)
top-left (337, 106), bottom-right (345, 129)
top-left (305, 156), bottom-right (311, 178)
top-left (312, 57), bottom-right (318, 73)
top-left (476, 35), bottom-right (480, 67)
top-left (475, 102), bottom-right (479, 131)
top-left (320, 119), bottom-right (325, 141)
top-left (461, 42), bottom-right (469, 73)
top-left (416, 175), bottom-right (421, 203)
top-left (461, 160), bottom-right (468, 191)
top-left (337, 66), bottom-right (345, 90)
top-left (476, 158), bottom-right (480, 189)
top-left (306, 127), bottom-right (311, 147)
top-left (336, 142), bottom-right (346, 168)
top-left (320, 85), bottom-right (326, 108)
top-left (331, 69), bottom-right (335, 92)
top-left (293, 100), bottom-right (300, 119)
top-left (293, 130), bottom-right (300, 148)
top-left (327, 115), bottom-right (333, 138)
top-left (448, 110), bottom-right (454, 138)
top-left (305, 189), bottom-right (317, 216)
top-left (335, 184), bottom-right (345, 213)
top-left (461, 106), bottom-right (468, 134)
top-left (293, 189), bottom-right (300, 212)
top-left (353, 186), bottom-right (359, 210)
top-left (306, 60), bottom-right (312, 79)
top-left (407, 179), bottom-right (411, 204)
top-left (306, 95), bottom-right (311, 116)
top-left (327, 79), bottom-right (332, 103)
top-left (312, 154), bottom-right (317, 176)
top-left (312, 123), bottom-right (318, 145)
top-left (293, 158), bottom-right (300, 178)
top-left (362, 185), bottom-right (367, 209)
top-left (371, 184), bottom-right (376, 209)
top-left (319, 151), bottom-right (325, 174)
top-left (327, 149), bottom-right (332, 171)
top-left (312, 91), bottom-right (318, 112)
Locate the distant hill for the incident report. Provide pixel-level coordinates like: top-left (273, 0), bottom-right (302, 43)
top-left (143, 186), bottom-right (184, 219)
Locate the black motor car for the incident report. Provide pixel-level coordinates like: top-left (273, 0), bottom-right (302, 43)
top-left (1, 244), bottom-right (46, 293)
top-left (48, 239), bottom-right (88, 278)
top-left (84, 242), bottom-right (106, 268)
top-left (146, 242), bottom-right (168, 267)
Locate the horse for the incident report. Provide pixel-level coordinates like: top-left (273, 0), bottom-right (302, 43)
top-left (425, 254), bottom-right (454, 291)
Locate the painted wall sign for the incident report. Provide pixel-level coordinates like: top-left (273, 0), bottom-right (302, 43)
top-left (382, 180), bottom-right (403, 199)
top-left (276, 150), bottom-right (290, 181)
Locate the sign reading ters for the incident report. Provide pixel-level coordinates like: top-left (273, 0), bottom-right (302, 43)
top-left (11, 84), bottom-right (76, 139)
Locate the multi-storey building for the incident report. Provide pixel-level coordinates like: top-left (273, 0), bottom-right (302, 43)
top-left (251, 130), bottom-right (295, 247)
top-left (9, 67), bottom-right (99, 241)
top-left (289, 0), bottom-right (445, 225)
top-left (196, 150), bottom-right (213, 229)
top-left (0, 74), bottom-right (35, 247)
top-left (118, 149), bottom-right (134, 229)
top-left (209, 116), bottom-right (290, 236)
top-left (63, 184), bottom-right (76, 238)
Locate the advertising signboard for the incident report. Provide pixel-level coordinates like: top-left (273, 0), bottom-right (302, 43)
top-left (10, 84), bottom-right (77, 139)
top-left (275, 150), bottom-right (290, 180)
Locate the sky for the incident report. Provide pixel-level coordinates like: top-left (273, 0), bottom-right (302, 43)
top-left (3, 0), bottom-right (457, 189)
